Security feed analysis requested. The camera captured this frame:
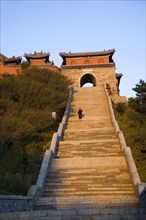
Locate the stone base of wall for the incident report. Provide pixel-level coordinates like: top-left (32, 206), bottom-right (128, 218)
top-left (112, 95), bottom-right (127, 103)
top-left (0, 195), bottom-right (33, 213)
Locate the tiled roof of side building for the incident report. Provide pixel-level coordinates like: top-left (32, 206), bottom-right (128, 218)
top-left (0, 53), bottom-right (8, 62)
top-left (3, 56), bottom-right (22, 63)
top-left (24, 52), bottom-right (50, 61)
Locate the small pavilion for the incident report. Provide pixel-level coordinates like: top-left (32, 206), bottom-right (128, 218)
top-left (24, 51), bottom-right (60, 72)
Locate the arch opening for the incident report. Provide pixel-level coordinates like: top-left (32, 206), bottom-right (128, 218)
top-left (80, 74), bottom-right (96, 87)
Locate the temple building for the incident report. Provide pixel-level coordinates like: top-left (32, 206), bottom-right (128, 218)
top-left (24, 51), bottom-right (50, 65)
top-left (0, 51), bottom-right (60, 75)
top-left (0, 54), bottom-right (22, 75)
top-left (24, 51), bottom-right (60, 72)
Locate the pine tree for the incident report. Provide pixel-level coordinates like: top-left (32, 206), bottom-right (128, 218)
top-left (129, 80), bottom-right (146, 114)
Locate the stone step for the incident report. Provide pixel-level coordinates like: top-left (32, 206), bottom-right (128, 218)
top-left (59, 141), bottom-right (121, 148)
top-left (43, 192), bottom-right (137, 199)
top-left (44, 176), bottom-right (135, 190)
top-left (50, 156), bottom-right (128, 170)
top-left (64, 130), bottom-right (115, 135)
top-left (68, 115), bottom-right (111, 119)
top-left (68, 119), bottom-right (112, 123)
top-left (70, 114), bottom-right (110, 118)
top-left (35, 196), bottom-right (140, 209)
top-left (64, 132), bottom-right (117, 140)
top-left (72, 104), bottom-right (109, 108)
top-left (71, 101), bottom-right (108, 105)
top-left (67, 119), bottom-right (113, 123)
top-left (58, 143), bottom-right (121, 149)
top-left (43, 186), bottom-right (136, 193)
top-left (66, 126), bottom-right (114, 131)
top-left (71, 104), bottom-right (109, 109)
top-left (57, 153), bottom-right (123, 158)
top-left (44, 170), bottom-right (134, 181)
top-left (45, 183), bottom-right (135, 191)
top-left (63, 133), bottom-right (117, 139)
top-left (57, 149), bottom-right (122, 154)
top-left (46, 168), bottom-right (133, 177)
top-left (1, 207), bottom-right (146, 220)
top-left (65, 125), bottom-right (113, 132)
top-left (57, 143), bottom-right (122, 157)
top-left (59, 140), bottom-right (120, 146)
top-left (64, 126), bottom-right (115, 131)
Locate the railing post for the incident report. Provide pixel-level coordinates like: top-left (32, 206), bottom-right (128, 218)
top-left (50, 132), bottom-right (59, 155)
top-left (58, 122), bottom-right (65, 140)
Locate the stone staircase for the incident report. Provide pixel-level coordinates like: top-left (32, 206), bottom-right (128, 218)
top-left (34, 86), bottom-right (145, 218)
top-left (1, 86), bottom-right (146, 219)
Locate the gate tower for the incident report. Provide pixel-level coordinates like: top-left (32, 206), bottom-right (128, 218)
top-left (60, 49), bottom-right (124, 102)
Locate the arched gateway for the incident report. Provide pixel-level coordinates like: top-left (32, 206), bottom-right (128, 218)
top-left (80, 73), bottom-right (96, 87)
top-left (60, 49), bottom-right (125, 102)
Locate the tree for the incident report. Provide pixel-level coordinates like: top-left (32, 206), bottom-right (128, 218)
top-left (0, 68), bottom-right (70, 195)
top-left (129, 79), bottom-right (146, 114)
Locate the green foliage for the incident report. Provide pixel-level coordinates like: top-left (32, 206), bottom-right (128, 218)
top-left (129, 79), bottom-right (146, 114)
top-left (0, 74), bottom-right (19, 102)
top-left (0, 67), bottom-right (69, 195)
top-left (21, 61), bottom-right (30, 69)
top-left (114, 101), bottom-right (146, 182)
top-left (114, 102), bottom-right (126, 115)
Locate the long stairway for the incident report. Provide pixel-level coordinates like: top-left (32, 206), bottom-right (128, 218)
top-left (40, 86), bottom-right (137, 205)
top-left (1, 86), bottom-right (145, 219)
top-left (33, 86), bottom-right (145, 219)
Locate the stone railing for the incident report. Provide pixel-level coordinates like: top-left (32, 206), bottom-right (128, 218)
top-left (104, 83), bottom-right (146, 204)
top-left (0, 195), bottom-right (33, 213)
top-left (28, 85), bottom-right (73, 198)
top-left (0, 86), bottom-right (73, 213)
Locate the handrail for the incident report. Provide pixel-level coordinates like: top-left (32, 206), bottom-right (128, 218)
top-left (28, 85), bottom-right (73, 197)
top-left (103, 83), bottom-right (144, 196)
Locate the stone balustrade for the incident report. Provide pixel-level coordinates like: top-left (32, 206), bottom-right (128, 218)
top-left (104, 83), bottom-right (146, 206)
top-left (28, 85), bottom-right (73, 199)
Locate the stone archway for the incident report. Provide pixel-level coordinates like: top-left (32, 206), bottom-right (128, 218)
top-left (80, 74), bottom-right (96, 87)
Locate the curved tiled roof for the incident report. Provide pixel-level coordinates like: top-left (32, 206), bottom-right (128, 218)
top-left (3, 56), bottom-right (22, 63)
top-left (0, 53), bottom-right (8, 62)
top-left (59, 49), bottom-right (115, 58)
top-left (24, 52), bottom-right (50, 62)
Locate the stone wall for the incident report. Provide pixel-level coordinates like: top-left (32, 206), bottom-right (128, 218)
top-left (61, 65), bottom-right (118, 94)
top-left (111, 95), bottom-right (127, 103)
top-left (140, 186), bottom-right (146, 207)
top-left (0, 63), bottom-right (21, 75)
top-left (0, 195), bottom-right (33, 213)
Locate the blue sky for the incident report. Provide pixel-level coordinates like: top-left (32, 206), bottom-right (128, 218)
top-left (1, 0), bottom-right (145, 97)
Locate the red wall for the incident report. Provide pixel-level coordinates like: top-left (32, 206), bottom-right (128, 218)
top-left (0, 64), bottom-right (21, 75)
top-left (30, 59), bottom-right (46, 65)
top-left (66, 56), bottom-right (109, 66)
top-left (0, 62), bottom-right (60, 75)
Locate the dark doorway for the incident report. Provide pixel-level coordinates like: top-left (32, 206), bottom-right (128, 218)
top-left (80, 74), bottom-right (96, 87)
